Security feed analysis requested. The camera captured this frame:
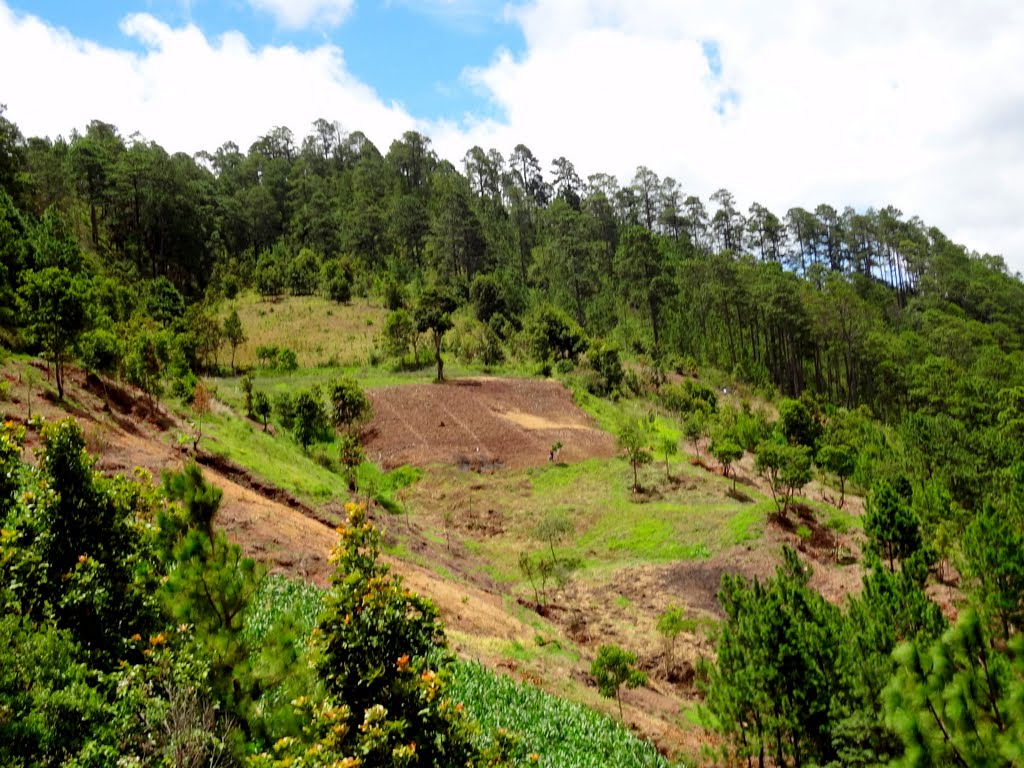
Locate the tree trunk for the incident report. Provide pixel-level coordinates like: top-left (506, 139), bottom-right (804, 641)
top-left (433, 332), bottom-right (444, 382)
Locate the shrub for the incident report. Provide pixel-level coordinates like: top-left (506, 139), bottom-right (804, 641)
top-left (79, 328), bottom-right (121, 376)
top-left (276, 347), bottom-right (298, 372)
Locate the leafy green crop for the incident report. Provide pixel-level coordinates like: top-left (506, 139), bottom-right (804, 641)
top-left (242, 574), bottom-right (323, 646)
top-left (449, 660), bottom-right (678, 768)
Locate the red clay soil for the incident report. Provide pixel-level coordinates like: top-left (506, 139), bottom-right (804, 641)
top-left (363, 377), bottom-right (616, 470)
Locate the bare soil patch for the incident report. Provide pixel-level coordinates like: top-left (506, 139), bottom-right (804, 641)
top-left (363, 377), bottom-right (616, 470)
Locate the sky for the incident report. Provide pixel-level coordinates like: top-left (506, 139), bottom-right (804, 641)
top-left (2, 0), bottom-right (1024, 275)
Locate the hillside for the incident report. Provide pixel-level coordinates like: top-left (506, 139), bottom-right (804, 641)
top-left (2, 305), bottom-right (875, 764)
top-left (3, 103), bottom-right (1024, 767)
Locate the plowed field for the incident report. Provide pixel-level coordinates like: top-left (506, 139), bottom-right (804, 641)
top-left (363, 377), bottom-right (617, 470)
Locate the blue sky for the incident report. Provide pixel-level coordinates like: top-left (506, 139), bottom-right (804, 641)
top-left (2, 0), bottom-right (1024, 273)
top-left (13, 0), bottom-right (523, 122)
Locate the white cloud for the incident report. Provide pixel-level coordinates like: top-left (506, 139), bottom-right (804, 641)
top-left (2, 0), bottom-right (1024, 273)
top-left (429, 0), bottom-right (1024, 273)
top-left (0, 2), bottom-right (412, 155)
top-left (246, 0), bottom-right (354, 29)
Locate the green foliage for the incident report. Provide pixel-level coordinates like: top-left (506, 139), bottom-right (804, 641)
top-left (223, 307), bottom-right (246, 372)
top-left (78, 327), bottom-right (120, 376)
top-left (616, 417), bottom-right (653, 492)
top-left (833, 559), bottom-right (947, 765)
top-left (0, 615), bottom-right (110, 767)
top-left (656, 604), bottom-right (687, 675)
top-left (534, 511), bottom-right (574, 567)
top-left (962, 503), bottom-right (1024, 640)
top-left (884, 609), bottom-right (1024, 767)
top-left (267, 502), bottom-right (479, 767)
top-left (273, 390), bottom-right (294, 429)
top-left (449, 660), bottom-right (670, 768)
top-left (682, 411), bottom-right (708, 461)
top-left (326, 375), bottom-right (371, 432)
top-left (276, 346), bottom-right (298, 372)
top-left (292, 389), bottom-right (329, 451)
top-left (778, 396), bottom-right (821, 449)
top-left (817, 442), bottom-right (856, 507)
top-left (383, 307), bottom-right (418, 364)
top-left (241, 372), bottom-right (255, 416)
top-left (337, 432), bottom-right (364, 491)
top-left (414, 285), bottom-right (458, 382)
top-left (702, 548), bottom-right (844, 768)
top-left (123, 323), bottom-right (170, 401)
top-left (143, 275), bottom-right (185, 327)
top-left (256, 252), bottom-right (285, 297)
top-left (864, 480), bottom-right (924, 572)
top-left (657, 433), bottom-right (678, 480)
top-left (320, 258), bottom-right (352, 303)
top-left (1, 418), bottom-right (159, 666)
top-left (660, 379), bottom-right (718, 416)
top-left (256, 344), bottom-right (279, 368)
top-left (755, 439), bottom-right (813, 517)
top-left (709, 433), bottom-right (743, 490)
top-left (18, 267), bottom-right (89, 398)
top-left (252, 389), bottom-right (271, 430)
top-left (525, 304), bottom-right (588, 364)
top-left (591, 644), bottom-right (647, 720)
top-left (586, 341), bottom-right (625, 397)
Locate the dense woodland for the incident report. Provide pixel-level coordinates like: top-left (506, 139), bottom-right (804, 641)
top-left (2, 103), bottom-right (1024, 766)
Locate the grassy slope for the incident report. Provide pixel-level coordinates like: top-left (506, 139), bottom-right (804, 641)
top-left (197, 296), bottom-right (858, 764)
top-left (226, 293), bottom-right (386, 369)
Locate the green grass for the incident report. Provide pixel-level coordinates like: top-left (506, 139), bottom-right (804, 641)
top-left (401, 444), bottom-right (775, 586)
top-left (199, 407), bottom-right (419, 507)
top-left (201, 410), bottom-right (347, 501)
top-left (449, 660), bottom-right (679, 768)
top-left (530, 459), bottom-right (771, 567)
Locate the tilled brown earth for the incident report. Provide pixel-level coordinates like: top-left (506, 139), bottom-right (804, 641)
top-left (363, 377), bottom-right (617, 470)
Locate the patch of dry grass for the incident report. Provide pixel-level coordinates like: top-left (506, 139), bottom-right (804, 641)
top-left (225, 293), bottom-right (387, 369)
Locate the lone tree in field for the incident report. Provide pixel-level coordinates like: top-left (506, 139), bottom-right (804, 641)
top-left (292, 390), bottom-right (327, 452)
top-left (755, 439), bottom-right (813, 517)
top-left (657, 604), bottom-right (687, 676)
top-left (222, 308), bottom-right (246, 374)
top-left (710, 434), bottom-right (744, 491)
top-left (383, 308), bottom-right (418, 366)
top-left (19, 267), bottom-right (88, 400)
top-left (658, 434), bottom-right (678, 481)
top-left (240, 373), bottom-right (254, 417)
top-left (327, 376), bottom-right (372, 433)
top-left (414, 287), bottom-right (457, 382)
top-left (338, 432), bottom-right (364, 491)
top-left (591, 644), bottom-right (647, 720)
top-left (817, 443), bottom-right (856, 508)
top-left (190, 378), bottom-right (211, 451)
top-left (617, 418), bottom-right (652, 492)
top-left (534, 511), bottom-right (573, 567)
top-left (252, 390), bottom-right (271, 431)
top-left (684, 411), bottom-right (707, 462)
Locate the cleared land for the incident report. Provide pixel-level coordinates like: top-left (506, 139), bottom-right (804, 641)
top-left (364, 376), bottom-right (618, 470)
top-left (1, 356), bottom-right (870, 762)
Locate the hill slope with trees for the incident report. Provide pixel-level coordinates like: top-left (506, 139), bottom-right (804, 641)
top-left (2, 103), bottom-right (1024, 766)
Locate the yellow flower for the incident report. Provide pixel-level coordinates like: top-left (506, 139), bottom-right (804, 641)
top-left (529, 753), bottom-right (540, 763)
top-left (396, 653), bottom-right (410, 671)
